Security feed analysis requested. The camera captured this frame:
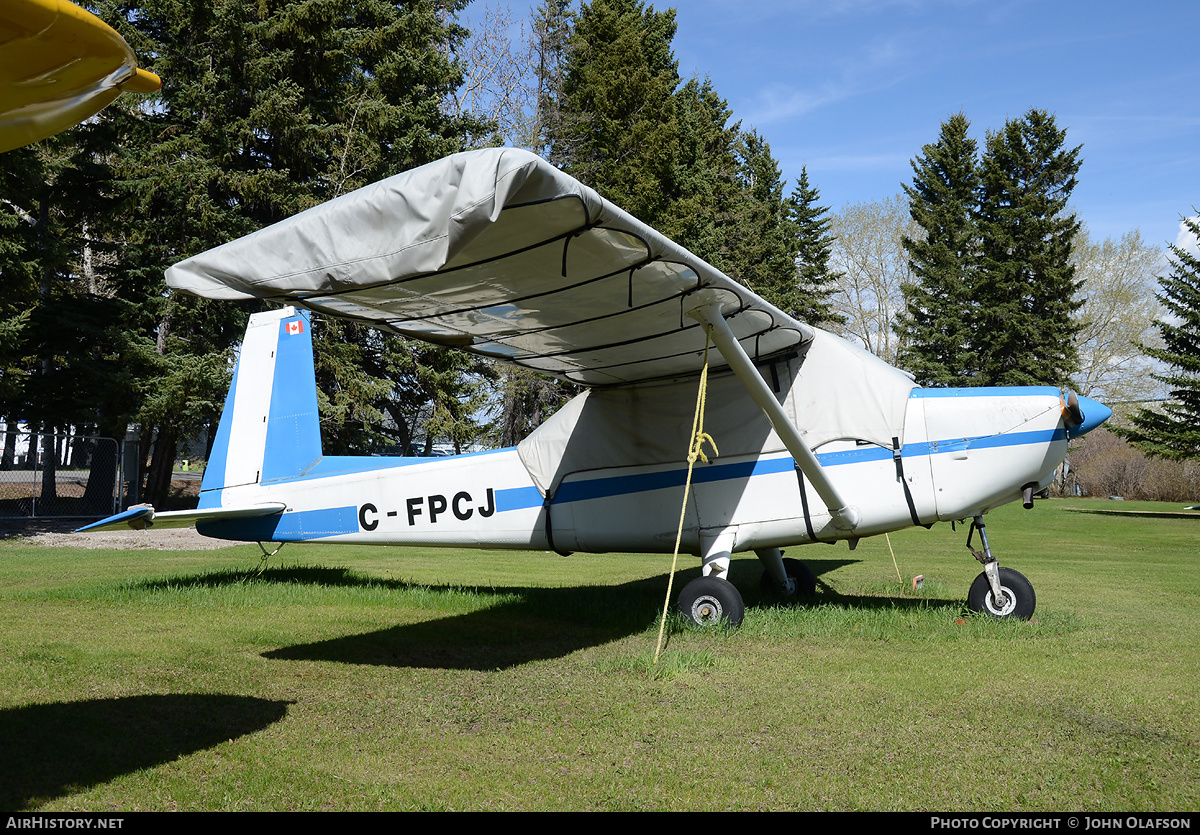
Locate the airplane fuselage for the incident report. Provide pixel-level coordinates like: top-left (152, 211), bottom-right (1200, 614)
top-left (197, 385), bottom-right (1084, 560)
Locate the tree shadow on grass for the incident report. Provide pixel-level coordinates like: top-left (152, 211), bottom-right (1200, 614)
top-left (0, 694), bottom-right (291, 812)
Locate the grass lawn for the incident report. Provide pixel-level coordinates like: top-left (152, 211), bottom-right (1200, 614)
top-left (1, 498), bottom-right (1197, 811)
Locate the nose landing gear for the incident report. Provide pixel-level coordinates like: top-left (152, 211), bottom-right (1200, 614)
top-left (963, 515), bottom-right (1036, 620)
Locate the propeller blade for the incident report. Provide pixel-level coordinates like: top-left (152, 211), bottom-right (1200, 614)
top-left (1063, 391), bottom-right (1085, 428)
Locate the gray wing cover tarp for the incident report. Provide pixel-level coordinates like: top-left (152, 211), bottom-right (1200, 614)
top-left (165, 147), bottom-right (808, 387)
top-left (166, 147), bottom-right (914, 496)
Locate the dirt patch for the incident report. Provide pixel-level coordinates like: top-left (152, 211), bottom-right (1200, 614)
top-left (1, 519), bottom-right (240, 551)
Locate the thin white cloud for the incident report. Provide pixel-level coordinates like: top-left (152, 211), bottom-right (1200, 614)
top-left (811, 152), bottom-right (913, 172)
top-left (741, 36), bottom-right (913, 126)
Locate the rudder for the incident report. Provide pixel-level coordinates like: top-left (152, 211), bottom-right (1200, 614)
top-left (199, 307), bottom-right (322, 503)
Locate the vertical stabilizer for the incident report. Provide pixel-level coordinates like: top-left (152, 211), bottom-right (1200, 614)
top-left (199, 307), bottom-right (322, 504)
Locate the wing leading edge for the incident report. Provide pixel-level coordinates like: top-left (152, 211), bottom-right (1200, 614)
top-left (166, 148), bottom-right (811, 386)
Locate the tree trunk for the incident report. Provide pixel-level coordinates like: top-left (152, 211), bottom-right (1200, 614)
top-left (39, 427), bottom-right (57, 506)
top-left (1, 421), bottom-right (15, 470)
top-left (143, 425), bottom-right (178, 508)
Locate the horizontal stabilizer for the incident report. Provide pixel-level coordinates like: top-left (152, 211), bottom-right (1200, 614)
top-left (75, 503), bottom-right (286, 533)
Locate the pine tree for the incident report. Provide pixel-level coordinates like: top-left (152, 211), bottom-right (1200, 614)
top-left (552, 0), bottom-right (681, 225)
top-left (718, 130), bottom-right (804, 318)
top-left (103, 0), bottom-right (486, 500)
top-left (1117, 215), bottom-right (1200, 460)
top-left (787, 165), bottom-right (844, 327)
top-left (974, 109), bottom-right (1082, 387)
top-left (895, 113), bottom-right (980, 386)
top-left (657, 77), bottom-right (741, 267)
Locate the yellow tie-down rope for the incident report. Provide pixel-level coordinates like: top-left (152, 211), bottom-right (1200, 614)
top-left (654, 328), bottom-right (719, 664)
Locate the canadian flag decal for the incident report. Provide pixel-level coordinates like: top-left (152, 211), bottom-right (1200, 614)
top-left (286, 320), bottom-right (304, 336)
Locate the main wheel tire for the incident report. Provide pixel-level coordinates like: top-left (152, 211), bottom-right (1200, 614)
top-left (966, 567), bottom-right (1036, 620)
top-left (760, 557), bottom-right (817, 597)
top-left (677, 576), bottom-right (745, 628)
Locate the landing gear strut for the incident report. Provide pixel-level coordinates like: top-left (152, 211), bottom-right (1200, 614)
top-left (757, 548), bottom-right (816, 597)
top-left (963, 515), bottom-right (1036, 619)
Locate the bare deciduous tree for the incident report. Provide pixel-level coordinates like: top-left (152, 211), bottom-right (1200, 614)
top-left (453, 3), bottom-right (538, 148)
top-left (1070, 228), bottom-right (1164, 410)
top-left (1063, 428), bottom-right (1200, 500)
top-left (827, 194), bottom-right (918, 364)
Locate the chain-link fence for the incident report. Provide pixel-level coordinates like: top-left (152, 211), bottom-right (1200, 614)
top-left (0, 431), bottom-right (123, 519)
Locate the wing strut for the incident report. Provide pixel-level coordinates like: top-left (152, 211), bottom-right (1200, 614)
top-left (686, 295), bottom-right (860, 532)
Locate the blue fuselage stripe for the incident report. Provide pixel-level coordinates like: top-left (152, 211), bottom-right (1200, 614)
top-left (219, 427), bottom-right (1067, 537)
top-left (501, 428), bottom-right (1067, 511)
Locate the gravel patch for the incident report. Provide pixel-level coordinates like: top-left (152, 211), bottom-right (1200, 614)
top-left (1, 520), bottom-right (240, 550)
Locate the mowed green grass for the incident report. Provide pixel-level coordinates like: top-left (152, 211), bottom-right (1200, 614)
top-left (1, 498), bottom-right (1197, 811)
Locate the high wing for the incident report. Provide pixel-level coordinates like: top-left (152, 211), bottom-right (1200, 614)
top-left (166, 148), bottom-right (810, 387)
top-left (0, 0), bottom-right (160, 153)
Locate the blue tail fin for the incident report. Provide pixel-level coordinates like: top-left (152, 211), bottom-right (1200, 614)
top-left (200, 307), bottom-right (322, 504)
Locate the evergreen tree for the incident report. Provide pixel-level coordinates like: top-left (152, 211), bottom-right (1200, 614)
top-left (895, 113), bottom-right (980, 385)
top-left (656, 77), bottom-right (741, 267)
top-left (974, 109), bottom-right (1083, 386)
top-left (484, 0), bottom-right (584, 447)
top-left (724, 130), bottom-right (800, 315)
top-left (531, 0), bottom-right (574, 158)
top-left (552, 0), bottom-right (681, 225)
top-left (0, 117), bottom-right (145, 504)
top-left (896, 110), bottom-right (1082, 387)
top-left (491, 366), bottom-right (573, 449)
top-left (496, 2), bottom-right (841, 443)
top-left (0, 145), bottom-right (42, 443)
top-left (787, 165), bottom-right (844, 327)
top-left (103, 0), bottom-right (486, 501)
top-left (1117, 215), bottom-right (1200, 460)
top-left (498, 0), bottom-right (686, 447)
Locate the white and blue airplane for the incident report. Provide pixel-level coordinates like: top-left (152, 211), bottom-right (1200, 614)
top-left (80, 148), bottom-right (1110, 625)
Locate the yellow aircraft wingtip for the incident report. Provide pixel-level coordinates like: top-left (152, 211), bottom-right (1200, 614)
top-left (121, 67), bottom-right (161, 94)
top-left (0, 0), bottom-right (161, 152)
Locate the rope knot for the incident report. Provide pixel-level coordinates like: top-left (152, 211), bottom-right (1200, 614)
top-left (688, 431), bottom-right (718, 464)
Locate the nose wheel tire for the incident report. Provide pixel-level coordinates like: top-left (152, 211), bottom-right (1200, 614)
top-left (677, 576), bottom-right (745, 627)
top-left (967, 567), bottom-right (1036, 620)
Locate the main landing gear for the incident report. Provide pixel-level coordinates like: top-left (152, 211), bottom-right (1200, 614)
top-left (675, 546), bottom-right (816, 628)
top-left (963, 515), bottom-right (1036, 620)
top-left (676, 576), bottom-right (745, 627)
top-left (674, 516), bottom-right (1039, 626)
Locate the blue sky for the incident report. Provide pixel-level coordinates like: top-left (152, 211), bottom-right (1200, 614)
top-left (474, 0), bottom-right (1199, 253)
